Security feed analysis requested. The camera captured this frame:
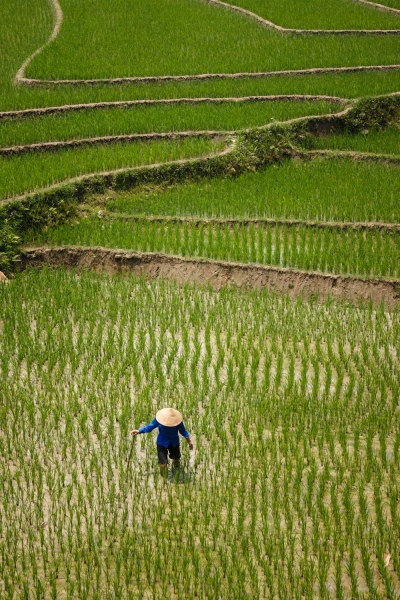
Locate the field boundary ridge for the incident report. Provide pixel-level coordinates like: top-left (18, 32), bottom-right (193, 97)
top-left (20, 246), bottom-right (400, 307)
top-left (97, 213), bottom-right (400, 232)
top-left (353, 0), bottom-right (400, 14)
top-left (0, 131), bottom-right (229, 156)
top-left (207, 0), bottom-right (400, 34)
top-left (303, 149), bottom-right (400, 165)
top-left (0, 95), bottom-right (347, 121)
top-left (0, 140), bottom-right (236, 206)
top-left (15, 0), bottom-right (62, 85)
top-left (16, 65), bottom-right (400, 87)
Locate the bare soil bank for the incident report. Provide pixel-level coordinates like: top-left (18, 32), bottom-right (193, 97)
top-left (21, 246), bottom-right (400, 307)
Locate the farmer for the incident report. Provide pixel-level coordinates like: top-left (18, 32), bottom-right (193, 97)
top-left (131, 407), bottom-right (193, 474)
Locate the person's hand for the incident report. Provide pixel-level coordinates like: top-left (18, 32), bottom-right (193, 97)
top-left (187, 438), bottom-right (193, 450)
top-left (130, 429), bottom-right (139, 436)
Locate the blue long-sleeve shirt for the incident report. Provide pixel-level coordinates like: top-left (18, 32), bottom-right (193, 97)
top-left (139, 418), bottom-right (189, 448)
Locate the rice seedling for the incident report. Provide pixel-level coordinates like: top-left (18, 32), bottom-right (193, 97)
top-left (0, 137), bottom-right (225, 199)
top-left (105, 157), bottom-right (400, 223)
top-left (0, 269), bottom-right (399, 598)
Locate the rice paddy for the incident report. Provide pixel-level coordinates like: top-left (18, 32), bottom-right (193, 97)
top-left (0, 137), bottom-right (226, 199)
top-left (303, 123), bottom-right (400, 154)
top-left (1, 269), bottom-right (399, 599)
top-left (104, 158), bottom-right (400, 223)
top-left (0, 100), bottom-right (342, 147)
top-left (1, 0), bottom-right (400, 597)
top-left (26, 8), bottom-right (400, 81)
top-left (32, 216), bottom-right (400, 279)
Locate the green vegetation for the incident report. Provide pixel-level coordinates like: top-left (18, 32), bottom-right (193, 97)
top-left (304, 122), bottom-right (400, 153)
top-left (222, 0), bottom-right (400, 29)
top-left (3, 72), bottom-right (400, 113)
top-left (32, 216), bottom-right (400, 278)
top-left (1, 269), bottom-right (399, 598)
top-left (1, 0), bottom-right (399, 597)
top-left (0, 100), bottom-right (342, 147)
top-left (0, 225), bottom-right (21, 277)
top-left (0, 137), bottom-right (225, 199)
top-left (1, 0), bottom-right (400, 115)
top-left (371, 0), bottom-right (400, 8)
top-left (27, 0), bottom-right (400, 80)
top-left (107, 158), bottom-right (400, 222)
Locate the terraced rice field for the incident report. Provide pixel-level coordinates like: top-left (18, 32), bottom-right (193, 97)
top-left (1, 0), bottom-right (399, 598)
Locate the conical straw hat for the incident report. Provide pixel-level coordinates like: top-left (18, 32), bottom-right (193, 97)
top-left (156, 407), bottom-right (182, 427)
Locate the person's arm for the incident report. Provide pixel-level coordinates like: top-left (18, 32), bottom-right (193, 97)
top-left (178, 421), bottom-right (193, 450)
top-left (131, 417), bottom-right (158, 436)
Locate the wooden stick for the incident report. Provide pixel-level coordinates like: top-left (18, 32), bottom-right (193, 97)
top-left (127, 435), bottom-right (136, 469)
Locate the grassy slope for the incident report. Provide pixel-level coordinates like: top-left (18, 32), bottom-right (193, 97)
top-left (0, 0), bottom-right (398, 268)
top-left (27, 0), bottom-right (400, 80)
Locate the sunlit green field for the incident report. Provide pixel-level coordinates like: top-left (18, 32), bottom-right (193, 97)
top-left (1, 0), bottom-right (400, 598)
top-left (1, 269), bottom-right (399, 599)
top-left (0, 137), bottom-right (225, 199)
top-left (102, 157), bottom-right (400, 222)
top-left (25, 0), bottom-right (400, 80)
top-left (32, 215), bottom-right (400, 279)
top-left (0, 100), bottom-right (343, 147)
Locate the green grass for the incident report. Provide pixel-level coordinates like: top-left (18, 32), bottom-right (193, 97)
top-left (0, 100), bottom-right (343, 147)
top-left (0, 137), bottom-right (225, 199)
top-left (104, 158), bottom-right (400, 223)
top-left (374, 0), bottom-right (400, 8)
top-left (3, 72), bottom-right (400, 113)
top-left (304, 122), bottom-right (400, 153)
top-left (222, 0), bottom-right (400, 29)
top-left (27, 0), bottom-right (400, 80)
top-left (1, 268), bottom-right (399, 598)
top-left (1, 1), bottom-right (400, 112)
top-left (1, 0), bottom-right (400, 596)
top-left (32, 216), bottom-right (400, 279)
top-left (1, 0), bottom-right (399, 115)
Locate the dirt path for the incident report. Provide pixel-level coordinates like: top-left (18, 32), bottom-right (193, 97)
top-left (0, 95), bottom-right (347, 121)
top-left (20, 246), bottom-right (400, 307)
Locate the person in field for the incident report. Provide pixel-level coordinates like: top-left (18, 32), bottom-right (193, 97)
top-left (131, 407), bottom-right (193, 474)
